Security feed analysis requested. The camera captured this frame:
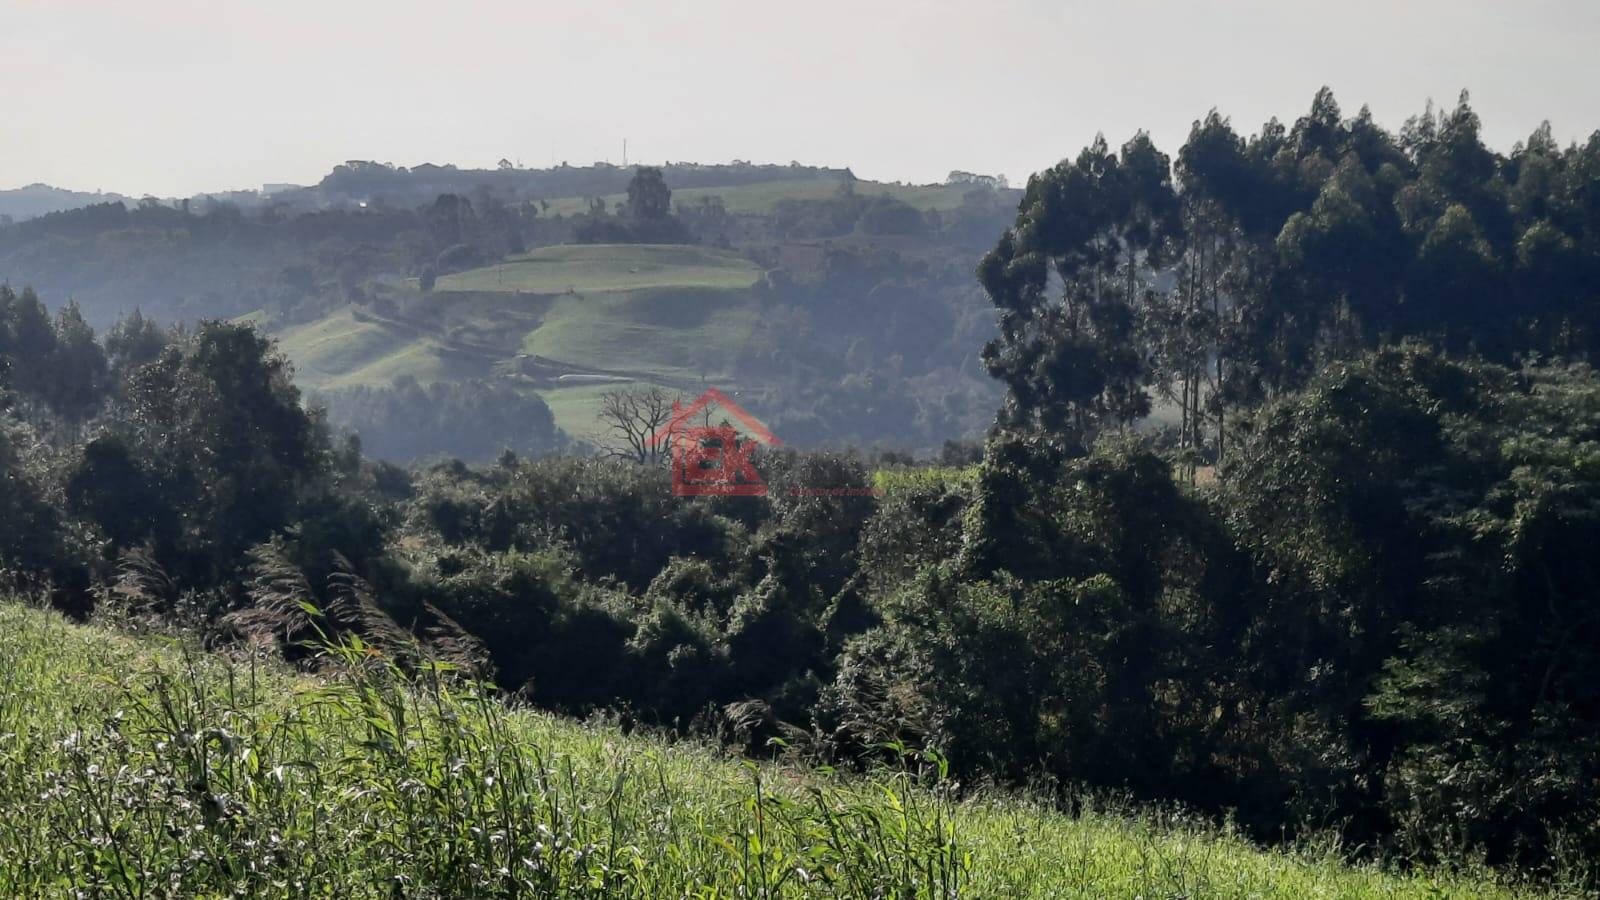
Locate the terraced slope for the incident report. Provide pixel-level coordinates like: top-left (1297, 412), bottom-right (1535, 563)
top-left (432, 243), bottom-right (763, 294)
top-left (272, 243), bottom-right (773, 437)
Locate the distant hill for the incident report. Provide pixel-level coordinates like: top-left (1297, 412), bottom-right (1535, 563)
top-left (305, 160), bottom-right (856, 209)
top-left (540, 177), bottom-right (978, 217)
top-left (279, 243), bottom-right (775, 440)
top-left (0, 161), bottom-right (991, 224)
top-left (0, 160), bottom-right (1018, 454)
top-left (0, 183), bottom-right (130, 222)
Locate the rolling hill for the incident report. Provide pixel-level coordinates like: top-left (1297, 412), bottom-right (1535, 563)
top-left (277, 308), bottom-right (484, 392)
top-left (279, 243), bottom-right (776, 439)
top-left (218, 166), bottom-right (1022, 455)
top-left (0, 162), bottom-right (1012, 456)
top-left (0, 183), bottom-right (131, 222)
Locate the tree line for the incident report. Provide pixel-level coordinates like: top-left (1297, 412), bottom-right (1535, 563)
top-left (982, 88), bottom-right (1600, 462)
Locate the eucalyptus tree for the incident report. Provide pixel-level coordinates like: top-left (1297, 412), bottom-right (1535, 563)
top-left (979, 134), bottom-right (1174, 443)
top-left (44, 301), bottom-right (108, 433)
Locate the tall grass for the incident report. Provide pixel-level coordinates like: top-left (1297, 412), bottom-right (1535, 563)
top-left (0, 602), bottom-right (1570, 898)
top-left (0, 602), bottom-right (961, 898)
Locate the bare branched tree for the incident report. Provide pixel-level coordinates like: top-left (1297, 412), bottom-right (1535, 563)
top-left (597, 385), bottom-right (679, 464)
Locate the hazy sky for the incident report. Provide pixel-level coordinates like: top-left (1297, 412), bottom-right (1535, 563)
top-left (3, 0), bottom-right (1598, 197)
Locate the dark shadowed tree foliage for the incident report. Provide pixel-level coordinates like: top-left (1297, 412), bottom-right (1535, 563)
top-left (982, 88), bottom-right (1600, 465)
top-left (321, 376), bottom-right (562, 463)
top-left (953, 89), bottom-right (1600, 868)
top-left (575, 166), bottom-right (692, 244)
top-left (67, 322), bottom-right (332, 589)
top-left (1221, 347), bottom-right (1600, 861)
top-left (625, 166), bottom-right (673, 222)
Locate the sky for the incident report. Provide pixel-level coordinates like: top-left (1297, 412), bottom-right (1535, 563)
top-left (3, 0), bottom-right (1598, 198)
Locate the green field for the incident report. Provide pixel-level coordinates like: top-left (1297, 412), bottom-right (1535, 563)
top-left (874, 465), bottom-right (981, 495)
top-left (0, 600), bottom-right (1545, 898)
top-left (275, 241), bottom-right (768, 398)
top-left (536, 382), bottom-right (630, 444)
top-left (540, 178), bottom-right (979, 217)
top-left (520, 284), bottom-right (763, 440)
top-left (269, 170), bottom-right (983, 428)
top-left (520, 287), bottom-right (758, 381)
top-left (274, 243), bottom-right (771, 437)
top-left (433, 243), bottom-right (763, 294)
top-left (276, 309), bottom-right (490, 391)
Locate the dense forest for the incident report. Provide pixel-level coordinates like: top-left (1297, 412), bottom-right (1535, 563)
top-left (4, 88), bottom-right (1600, 888)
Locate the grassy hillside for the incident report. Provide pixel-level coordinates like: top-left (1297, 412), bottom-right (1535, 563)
top-left (278, 244), bottom-right (772, 434)
top-left (0, 601), bottom-right (1548, 898)
top-left (519, 287), bottom-right (759, 381)
top-left (276, 309), bottom-right (491, 391)
top-left (540, 178), bottom-right (978, 217)
top-left (433, 243), bottom-right (763, 295)
top-left (536, 382), bottom-right (626, 444)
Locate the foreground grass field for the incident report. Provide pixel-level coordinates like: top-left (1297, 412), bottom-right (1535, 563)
top-left (0, 602), bottom-right (1556, 898)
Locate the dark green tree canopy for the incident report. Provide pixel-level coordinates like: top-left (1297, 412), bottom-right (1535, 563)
top-left (982, 88), bottom-right (1600, 461)
top-left (626, 166), bottom-right (673, 222)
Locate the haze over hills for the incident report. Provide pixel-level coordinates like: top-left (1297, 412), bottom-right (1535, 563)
top-left (0, 159), bottom-right (1018, 456)
top-left (0, 183), bottom-right (132, 223)
top-left (1, 159), bottom-right (999, 223)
